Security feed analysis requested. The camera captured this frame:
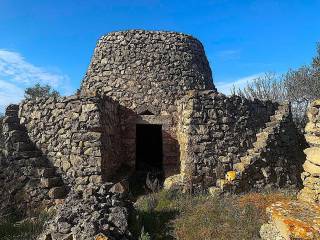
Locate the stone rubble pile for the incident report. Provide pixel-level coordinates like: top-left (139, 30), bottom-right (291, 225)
top-left (298, 100), bottom-right (320, 203)
top-left (41, 182), bottom-right (132, 240)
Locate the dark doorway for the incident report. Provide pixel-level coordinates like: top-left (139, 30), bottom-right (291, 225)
top-left (136, 124), bottom-right (163, 174)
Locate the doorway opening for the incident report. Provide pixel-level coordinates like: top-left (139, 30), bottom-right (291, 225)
top-left (136, 124), bottom-right (163, 174)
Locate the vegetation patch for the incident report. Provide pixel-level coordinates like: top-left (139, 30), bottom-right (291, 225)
top-left (0, 211), bottom-right (50, 240)
top-left (131, 189), bottom-right (297, 240)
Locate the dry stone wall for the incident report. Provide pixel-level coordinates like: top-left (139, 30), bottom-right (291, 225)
top-left (80, 30), bottom-right (217, 180)
top-left (175, 90), bottom-right (279, 190)
top-left (298, 99), bottom-right (320, 203)
top-left (80, 30), bottom-right (215, 116)
top-left (1, 100), bottom-right (132, 239)
top-left (234, 104), bottom-right (305, 191)
top-left (18, 95), bottom-right (121, 188)
top-left (260, 101), bottom-right (320, 240)
top-left (0, 105), bottom-right (64, 216)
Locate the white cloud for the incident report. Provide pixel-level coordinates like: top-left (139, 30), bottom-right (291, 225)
top-left (216, 73), bottom-right (264, 95)
top-left (0, 49), bottom-right (72, 113)
top-left (0, 79), bottom-right (24, 113)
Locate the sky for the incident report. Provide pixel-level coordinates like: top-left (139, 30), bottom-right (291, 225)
top-left (0, 0), bottom-right (320, 112)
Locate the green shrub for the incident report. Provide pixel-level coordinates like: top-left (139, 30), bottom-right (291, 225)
top-left (139, 227), bottom-right (151, 240)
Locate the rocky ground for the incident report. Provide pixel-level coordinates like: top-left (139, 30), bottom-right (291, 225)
top-left (40, 182), bottom-right (133, 240)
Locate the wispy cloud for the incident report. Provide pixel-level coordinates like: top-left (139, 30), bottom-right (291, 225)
top-left (0, 79), bottom-right (24, 112)
top-left (0, 49), bottom-right (72, 113)
top-left (216, 73), bottom-right (264, 95)
top-left (216, 49), bottom-right (241, 60)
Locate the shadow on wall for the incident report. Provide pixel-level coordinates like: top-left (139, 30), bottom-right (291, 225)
top-left (0, 105), bottom-right (68, 217)
top-left (101, 103), bottom-right (180, 189)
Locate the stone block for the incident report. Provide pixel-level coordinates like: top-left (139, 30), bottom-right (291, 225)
top-left (297, 187), bottom-right (320, 203)
top-left (48, 186), bottom-right (67, 199)
top-left (95, 233), bottom-right (109, 240)
top-left (41, 177), bottom-right (63, 188)
top-left (305, 134), bottom-right (320, 147)
top-left (225, 171), bottom-right (237, 181)
top-left (304, 147), bottom-right (320, 166)
top-left (303, 160), bottom-right (320, 175)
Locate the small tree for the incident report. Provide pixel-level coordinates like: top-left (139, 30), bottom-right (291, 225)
top-left (24, 83), bottom-right (60, 100)
top-left (232, 43), bottom-right (320, 130)
top-left (231, 72), bottom-right (287, 102)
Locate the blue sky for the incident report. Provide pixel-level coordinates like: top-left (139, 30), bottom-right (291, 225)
top-left (0, 0), bottom-right (320, 112)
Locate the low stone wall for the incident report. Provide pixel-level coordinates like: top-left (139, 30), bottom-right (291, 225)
top-left (298, 99), bottom-right (320, 203)
top-left (18, 95), bottom-right (121, 187)
top-left (1, 101), bottom-right (132, 239)
top-left (175, 90), bottom-right (279, 190)
top-left (0, 105), bottom-right (60, 216)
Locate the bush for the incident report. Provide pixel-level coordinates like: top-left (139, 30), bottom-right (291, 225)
top-left (139, 227), bottom-right (151, 240)
top-left (24, 83), bottom-right (60, 100)
top-left (232, 43), bottom-right (320, 130)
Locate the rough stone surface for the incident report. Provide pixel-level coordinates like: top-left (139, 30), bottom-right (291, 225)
top-left (261, 201), bottom-right (320, 240)
top-left (18, 95), bottom-right (121, 186)
top-left (170, 91), bottom-right (303, 191)
top-left (80, 30), bottom-right (217, 178)
top-left (260, 100), bottom-right (320, 240)
top-left (0, 104), bottom-right (63, 216)
top-left (260, 223), bottom-right (285, 240)
top-left (233, 104), bottom-right (305, 192)
top-left (298, 99), bottom-right (320, 203)
top-left (81, 30), bottom-right (216, 113)
top-left (0, 30), bottom-right (306, 239)
top-left (40, 183), bottom-right (132, 240)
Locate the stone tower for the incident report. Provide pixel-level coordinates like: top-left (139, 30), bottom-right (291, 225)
top-left (81, 30), bottom-right (216, 115)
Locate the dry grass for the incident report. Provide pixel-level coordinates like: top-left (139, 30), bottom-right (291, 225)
top-left (0, 211), bottom-right (50, 240)
top-left (236, 189), bottom-right (297, 221)
top-left (132, 189), bottom-right (297, 240)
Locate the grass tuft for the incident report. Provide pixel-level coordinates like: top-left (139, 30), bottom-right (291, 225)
top-left (0, 211), bottom-right (51, 240)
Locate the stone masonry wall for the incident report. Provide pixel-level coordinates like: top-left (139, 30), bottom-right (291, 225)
top-left (234, 104), bottom-right (304, 191)
top-left (100, 98), bottom-right (122, 180)
top-left (117, 107), bottom-right (180, 179)
top-left (18, 95), bottom-right (120, 188)
top-left (298, 99), bottom-right (320, 203)
top-left (0, 105), bottom-right (66, 216)
top-left (176, 90), bottom-right (279, 190)
top-left (79, 30), bottom-right (218, 180)
top-left (80, 30), bottom-right (215, 117)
